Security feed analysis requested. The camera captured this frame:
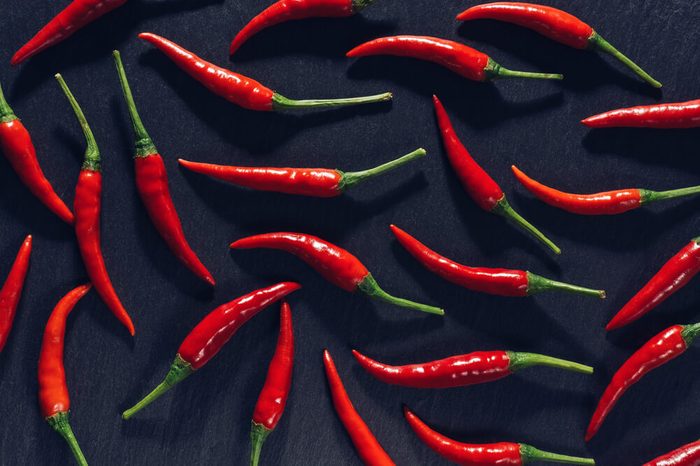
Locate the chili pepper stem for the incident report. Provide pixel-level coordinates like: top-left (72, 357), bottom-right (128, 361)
top-left (0, 83), bottom-right (16, 122)
top-left (351, 0), bottom-right (375, 12)
top-left (250, 422), bottom-right (272, 466)
top-left (642, 186), bottom-right (700, 204)
top-left (520, 444), bottom-right (595, 465)
top-left (339, 148), bottom-right (426, 190)
top-left (508, 351), bottom-right (593, 375)
top-left (358, 274), bottom-right (444, 315)
top-left (588, 33), bottom-right (661, 88)
top-left (526, 272), bottom-right (606, 299)
top-left (55, 74), bottom-right (101, 172)
top-left (47, 412), bottom-right (88, 466)
top-left (271, 92), bottom-right (392, 110)
top-left (493, 198), bottom-right (561, 254)
top-left (485, 59), bottom-right (563, 81)
top-left (681, 322), bottom-right (700, 346)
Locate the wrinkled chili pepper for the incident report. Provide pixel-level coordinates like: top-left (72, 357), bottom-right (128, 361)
top-left (405, 407), bottom-right (595, 465)
top-left (57, 73), bottom-right (136, 336)
top-left (178, 148), bottom-right (425, 198)
top-left (250, 303), bottom-right (294, 466)
top-left (139, 32), bottom-right (392, 111)
top-left (323, 350), bottom-right (395, 466)
top-left (113, 51), bottom-right (215, 286)
top-left (230, 232), bottom-right (444, 315)
top-left (644, 439), bottom-right (700, 466)
top-left (391, 225), bottom-right (604, 298)
top-left (347, 35), bottom-right (563, 82)
top-left (0, 235), bottom-right (32, 353)
top-left (586, 322), bottom-right (700, 441)
top-left (582, 99), bottom-right (700, 128)
top-left (122, 282), bottom-right (300, 419)
top-left (39, 283), bottom-right (92, 466)
top-left (457, 2), bottom-right (661, 88)
top-left (0, 82), bottom-right (74, 224)
top-left (433, 95), bottom-right (560, 254)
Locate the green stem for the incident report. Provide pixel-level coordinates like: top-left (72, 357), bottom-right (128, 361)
top-left (351, 0), bottom-right (376, 12)
top-left (46, 412), bottom-right (89, 466)
top-left (493, 198), bottom-right (561, 255)
top-left (526, 272), bottom-right (605, 299)
top-left (641, 186), bottom-right (700, 205)
top-left (0, 82), bottom-right (17, 123)
top-left (55, 74), bottom-right (101, 172)
top-left (508, 351), bottom-right (593, 375)
top-left (250, 422), bottom-right (272, 466)
top-left (272, 92), bottom-right (392, 111)
top-left (589, 32), bottom-right (662, 88)
top-left (485, 59), bottom-right (563, 81)
top-left (358, 274), bottom-right (444, 316)
top-left (681, 322), bottom-right (700, 346)
top-left (339, 148), bottom-right (426, 191)
top-left (521, 444), bottom-right (595, 465)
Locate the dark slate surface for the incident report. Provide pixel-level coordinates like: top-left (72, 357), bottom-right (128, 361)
top-left (1, 1), bottom-right (699, 465)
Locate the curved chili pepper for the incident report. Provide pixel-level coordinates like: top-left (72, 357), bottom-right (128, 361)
top-left (139, 32), bottom-right (392, 112)
top-left (457, 2), bottom-right (661, 88)
top-left (391, 225), bottom-right (604, 298)
top-left (113, 51), bottom-right (215, 286)
top-left (405, 407), bottom-right (595, 465)
top-left (644, 439), bottom-right (700, 466)
top-left (512, 165), bottom-right (700, 215)
top-left (11, 0), bottom-right (128, 65)
top-left (122, 282), bottom-right (300, 419)
top-left (347, 35), bottom-right (563, 82)
top-left (178, 148), bottom-right (425, 198)
top-left (582, 99), bottom-right (700, 128)
top-left (0, 235), bottom-right (32, 353)
top-left (607, 237), bottom-right (700, 331)
top-left (39, 283), bottom-right (92, 466)
top-left (0, 83), bottom-right (74, 224)
top-left (433, 95), bottom-right (560, 254)
top-left (56, 73), bottom-right (135, 336)
top-left (323, 350), bottom-right (395, 466)
top-left (586, 322), bottom-right (700, 441)
top-left (230, 0), bottom-right (376, 56)
top-left (250, 303), bottom-right (294, 466)
top-left (230, 232), bottom-right (444, 315)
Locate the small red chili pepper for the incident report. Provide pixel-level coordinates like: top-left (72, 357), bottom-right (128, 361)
top-left (606, 237), bottom-right (700, 331)
top-left (38, 283), bottom-right (92, 466)
top-left (250, 302), bottom-right (294, 466)
top-left (391, 225), bottom-right (604, 298)
top-left (0, 82), bottom-right (74, 224)
top-left (56, 73), bottom-right (136, 336)
top-left (433, 95), bottom-right (560, 254)
top-left (122, 282), bottom-right (300, 419)
top-left (586, 322), bottom-right (700, 441)
top-left (457, 2), bottom-right (661, 88)
top-left (230, 232), bottom-right (444, 315)
top-left (139, 32), bottom-right (392, 112)
top-left (644, 439), bottom-right (700, 466)
top-left (178, 148), bottom-right (425, 198)
top-left (582, 99), bottom-right (700, 128)
top-left (11, 0), bottom-right (128, 65)
top-left (0, 235), bottom-right (32, 353)
top-left (405, 406), bottom-right (595, 465)
top-left (113, 51), bottom-right (215, 286)
top-left (323, 350), bottom-right (395, 466)
top-left (347, 35), bottom-right (563, 82)
top-left (512, 165), bottom-right (700, 215)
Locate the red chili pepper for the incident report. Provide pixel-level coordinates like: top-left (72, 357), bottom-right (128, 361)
top-left (113, 51), bottom-right (215, 286)
top-left (323, 350), bottom-right (395, 466)
top-left (586, 322), bottom-right (700, 441)
top-left (122, 282), bottom-right (300, 419)
top-left (606, 237), bottom-right (700, 331)
top-left (405, 406), bottom-right (595, 465)
top-left (38, 283), bottom-right (92, 466)
top-left (139, 32), bottom-right (392, 112)
top-left (433, 95), bottom-right (560, 254)
top-left (644, 439), bottom-right (700, 466)
top-left (178, 148), bottom-right (425, 198)
top-left (390, 225), bottom-right (604, 298)
top-left (56, 73), bottom-right (136, 336)
top-left (250, 302), bottom-right (294, 466)
top-left (230, 232), bottom-right (444, 315)
top-left (11, 0), bottom-right (128, 65)
top-left (347, 36), bottom-right (563, 82)
top-left (457, 2), bottom-right (661, 88)
top-left (0, 235), bottom-right (32, 353)
top-left (582, 99), bottom-right (700, 128)
top-left (0, 83), bottom-right (74, 224)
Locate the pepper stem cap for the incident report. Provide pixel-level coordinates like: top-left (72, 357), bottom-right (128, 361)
top-left (520, 443), bottom-right (595, 465)
top-left (493, 198), bottom-right (561, 254)
top-left (508, 351), bottom-right (593, 375)
top-left (526, 272), bottom-right (605, 299)
top-left (589, 32), bottom-right (661, 88)
top-left (339, 148), bottom-right (426, 191)
top-left (0, 82), bottom-right (17, 123)
top-left (250, 422), bottom-right (272, 466)
top-left (351, 0), bottom-right (376, 12)
top-left (46, 412), bottom-right (89, 466)
top-left (358, 274), bottom-right (444, 315)
top-left (55, 74), bottom-right (101, 171)
top-left (272, 92), bottom-right (392, 111)
top-left (485, 59), bottom-right (563, 81)
top-left (681, 322), bottom-right (700, 346)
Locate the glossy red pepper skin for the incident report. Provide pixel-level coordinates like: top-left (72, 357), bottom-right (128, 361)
top-left (323, 350), bottom-right (395, 466)
top-left (0, 235), bottom-right (32, 353)
top-left (582, 100), bottom-right (700, 129)
top-left (644, 439), bottom-right (700, 466)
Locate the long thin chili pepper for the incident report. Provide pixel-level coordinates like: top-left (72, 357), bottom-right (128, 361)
top-left (586, 322), bottom-right (700, 441)
top-left (56, 73), bottom-right (135, 336)
top-left (230, 0), bottom-right (376, 56)
top-left (178, 148), bottom-right (425, 198)
top-left (0, 235), bottom-right (32, 353)
top-left (323, 350), bottom-right (395, 466)
top-left (39, 283), bottom-right (92, 466)
top-left (433, 95), bottom-right (560, 254)
top-left (113, 51), bottom-right (215, 286)
top-left (139, 32), bottom-right (392, 112)
top-left (512, 165), bottom-right (700, 215)
top-left (405, 407), bottom-right (595, 465)
top-left (122, 282), bottom-right (300, 419)
top-left (606, 237), bottom-right (700, 331)
top-left (346, 36), bottom-right (563, 82)
top-left (230, 232), bottom-right (444, 316)
top-left (11, 0), bottom-right (128, 65)
top-left (250, 303), bottom-right (294, 466)
top-left (582, 100), bottom-right (700, 128)
top-left (391, 225), bottom-right (604, 298)
top-left (644, 439), bottom-right (700, 466)
top-left (457, 2), bottom-right (661, 88)
top-left (0, 82), bottom-right (74, 224)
